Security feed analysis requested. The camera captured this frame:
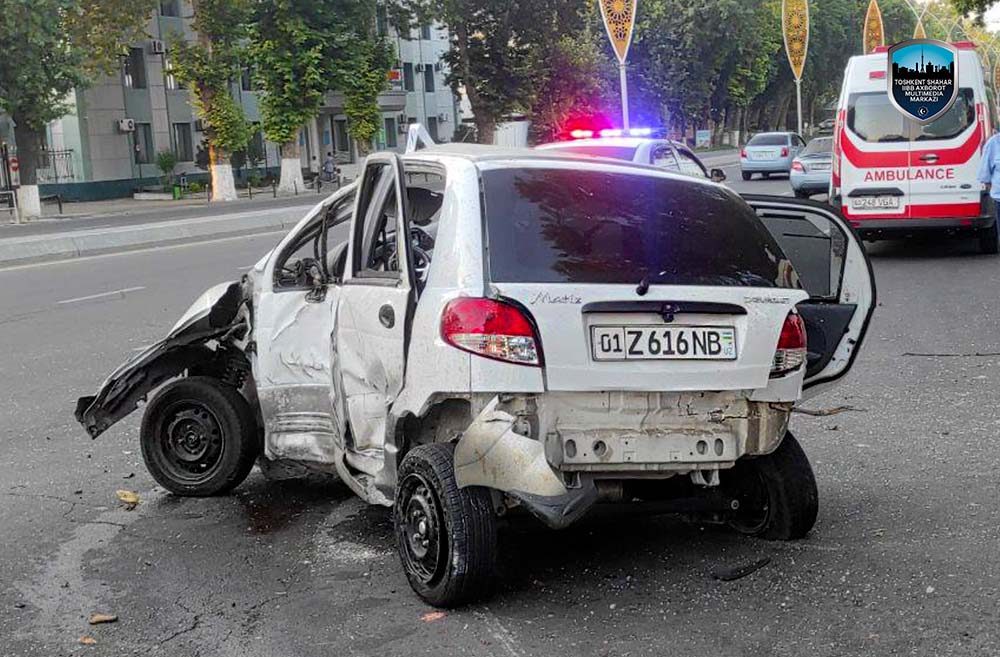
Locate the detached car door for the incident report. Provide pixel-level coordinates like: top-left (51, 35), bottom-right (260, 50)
top-left (253, 188), bottom-right (355, 462)
top-left (743, 195), bottom-right (876, 399)
top-left (337, 153), bottom-right (415, 457)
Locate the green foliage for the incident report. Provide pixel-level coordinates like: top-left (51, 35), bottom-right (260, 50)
top-left (341, 36), bottom-right (394, 152)
top-left (170, 0), bottom-right (253, 155)
top-left (156, 149), bottom-right (178, 185)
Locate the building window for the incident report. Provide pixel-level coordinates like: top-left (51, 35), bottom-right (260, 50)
top-left (423, 67), bottom-right (435, 92)
top-left (173, 123), bottom-right (193, 161)
top-left (427, 116), bottom-right (439, 142)
top-left (403, 63), bottom-right (415, 92)
top-left (164, 53), bottom-right (183, 90)
top-left (420, 24), bottom-right (432, 40)
top-left (376, 5), bottom-right (388, 37)
top-left (334, 119), bottom-right (350, 153)
top-left (123, 47), bottom-right (148, 89)
top-left (241, 66), bottom-right (254, 92)
top-left (384, 117), bottom-right (398, 148)
top-left (134, 123), bottom-right (154, 164)
top-left (159, 1), bottom-right (180, 17)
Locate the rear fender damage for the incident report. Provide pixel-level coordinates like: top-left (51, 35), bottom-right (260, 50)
top-left (75, 281), bottom-right (251, 438)
top-left (454, 396), bottom-right (597, 529)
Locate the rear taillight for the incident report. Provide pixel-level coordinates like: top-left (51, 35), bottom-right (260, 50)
top-left (740, 148), bottom-right (747, 158)
top-left (791, 160), bottom-right (805, 172)
top-left (781, 146), bottom-right (789, 157)
top-left (441, 298), bottom-right (542, 366)
top-left (771, 312), bottom-right (807, 377)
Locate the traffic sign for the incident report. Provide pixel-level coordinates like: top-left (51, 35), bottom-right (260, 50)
top-left (9, 156), bottom-right (18, 173)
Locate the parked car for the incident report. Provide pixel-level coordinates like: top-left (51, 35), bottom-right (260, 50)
top-left (832, 42), bottom-right (997, 252)
top-left (538, 133), bottom-right (727, 182)
top-left (790, 136), bottom-right (834, 198)
top-left (740, 132), bottom-right (805, 180)
top-left (76, 135), bottom-right (875, 608)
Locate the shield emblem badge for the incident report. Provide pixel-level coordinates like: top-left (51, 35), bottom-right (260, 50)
top-left (887, 39), bottom-right (959, 124)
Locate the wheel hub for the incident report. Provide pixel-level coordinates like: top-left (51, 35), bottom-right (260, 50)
top-left (157, 402), bottom-right (224, 481)
top-left (398, 475), bottom-right (444, 584)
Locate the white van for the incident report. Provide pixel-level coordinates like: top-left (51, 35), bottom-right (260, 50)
top-left (832, 42), bottom-right (998, 253)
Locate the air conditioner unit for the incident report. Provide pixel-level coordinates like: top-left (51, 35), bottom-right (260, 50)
top-left (149, 39), bottom-right (166, 55)
top-left (194, 119), bottom-right (207, 132)
top-left (117, 118), bottom-right (136, 133)
top-left (437, 112), bottom-right (449, 123)
top-left (415, 64), bottom-right (426, 73)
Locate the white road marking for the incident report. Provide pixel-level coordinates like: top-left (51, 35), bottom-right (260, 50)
top-left (57, 286), bottom-right (146, 305)
top-left (474, 611), bottom-right (526, 657)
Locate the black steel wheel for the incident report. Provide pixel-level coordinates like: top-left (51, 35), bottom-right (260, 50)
top-left (141, 377), bottom-right (259, 496)
top-left (724, 431), bottom-right (818, 540)
top-left (394, 443), bottom-right (497, 607)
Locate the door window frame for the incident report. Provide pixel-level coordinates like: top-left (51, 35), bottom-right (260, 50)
top-left (271, 188), bottom-right (356, 292)
top-left (348, 153), bottom-right (414, 288)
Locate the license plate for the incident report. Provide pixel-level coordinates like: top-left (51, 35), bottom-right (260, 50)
top-left (811, 162), bottom-right (831, 171)
top-left (850, 195), bottom-right (900, 210)
top-left (591, 325), bottom-right (737, 361)
top-left (750, 151), bottom-right (775, 161)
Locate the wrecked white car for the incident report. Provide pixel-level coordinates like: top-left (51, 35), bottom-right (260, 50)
top-left (77, 142), bottom-right (875, 606)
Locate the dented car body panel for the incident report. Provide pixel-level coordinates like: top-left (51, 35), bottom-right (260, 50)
top-left (77, 145), bottom-right (875, 533)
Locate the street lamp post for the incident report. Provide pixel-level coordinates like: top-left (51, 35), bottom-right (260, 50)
top-left (599, 0), bottom-right (638, 130)
top-left (782, 0), bottom-right (809, 135)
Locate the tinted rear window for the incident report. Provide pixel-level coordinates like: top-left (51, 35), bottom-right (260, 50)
top-left (481, 168), bottom-right (796, 288)
top-left (848, 89), bottom-right (975, 142)
top-left (545, 145), bottom-right (638, 161)
top-left (748, 134), bottom-right (789, 146)
top-left (802, 138), bottom-right (832, 155)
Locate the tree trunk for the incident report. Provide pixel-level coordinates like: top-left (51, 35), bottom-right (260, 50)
top-left (12, 117), bottom-right (42, 219)
top-left (277, 138), bottom-right (304, 195)
top-left (209, 143), bottom-right (237, 202)
top-left (475, 116), bottom-right (497, 145)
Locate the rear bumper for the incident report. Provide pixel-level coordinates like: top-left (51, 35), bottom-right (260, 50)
top-left (741, 159), bottom-right (792, 173)
top-left (790, 173), bottom-right (831, 192)
top-left (832, 194), bottom-right (996, 237)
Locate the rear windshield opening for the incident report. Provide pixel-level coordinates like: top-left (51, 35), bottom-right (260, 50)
top-left (481, 167), bottom-right (797, 288)
top-left (748, 134), bottom-right (789, 146)
top-left (848, 88), bottom-right (975, 142)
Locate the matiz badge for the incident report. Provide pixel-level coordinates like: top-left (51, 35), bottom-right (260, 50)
top-left (887, 39), bottom-right (958, 124)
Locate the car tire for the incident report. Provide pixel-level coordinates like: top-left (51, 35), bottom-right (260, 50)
top-left (724, 431), bottom-right (818, 540)
top-left (394, 442), bottom-right (497, 608)
top-left (140, 377), bottom-right (259, 497)
top-left (793, 189), bottom-right (809, 199)
top-left (741, 171), bottom-right (752, 181)
top-left (978, 220), bottom-right (999, 255)
top-left (761, 172), bottom-right (770, 179)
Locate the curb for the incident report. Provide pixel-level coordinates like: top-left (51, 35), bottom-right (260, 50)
top-left (0, 205), bottom-right (317, 268)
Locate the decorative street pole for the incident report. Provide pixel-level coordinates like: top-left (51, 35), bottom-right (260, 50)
top-left (782, 0), bottom-right (809, 135)
top-left (863, 0), bottom-right (885, 55)
top-left (599, 0), bottom-right (638, 130)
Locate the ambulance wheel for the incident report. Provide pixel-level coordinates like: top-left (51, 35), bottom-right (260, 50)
top-left (394, 443), bottom-right (497, 607)
top-left (978, 221), bottom-right (999, 255)
top-left (741, 171), bottom-right (752, 181)
top-left (141, 377), bottom-right (259, 496)
top-left (724, 432), bottom-right (818, 540)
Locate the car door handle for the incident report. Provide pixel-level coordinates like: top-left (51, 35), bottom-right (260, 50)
top-left (378, 304), bottom-right (395, 329)
top-left (919, 153), bottom-right (939, 162)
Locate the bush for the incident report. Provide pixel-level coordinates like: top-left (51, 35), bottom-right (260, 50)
top-left (156, 150), bottom-right (178, 187)
top-left (187, 181), bottom-right (205, 194)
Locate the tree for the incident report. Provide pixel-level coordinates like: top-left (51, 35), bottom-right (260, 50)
top-left (0, 0), bottom-right (154, 217)
top-left (250, 0), bottom-right (326, 193)
top-left (170, 0), bottom-right (253, 202)
top-left (340, 34), bottom-right (394, 155)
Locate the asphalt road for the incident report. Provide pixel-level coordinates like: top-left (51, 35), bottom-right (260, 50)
top-left (4, 163), bottom-right (1000, 656)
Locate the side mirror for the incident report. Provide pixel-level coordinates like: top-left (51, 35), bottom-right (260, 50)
top-left (710, 168), bottom-right (727, 183)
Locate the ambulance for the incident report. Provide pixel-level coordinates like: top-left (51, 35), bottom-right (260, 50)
top-left (831, 42), bottom-right (998, 253)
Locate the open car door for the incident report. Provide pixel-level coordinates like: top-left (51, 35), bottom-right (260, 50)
top-left (743, 195), bottom-right (876, 400)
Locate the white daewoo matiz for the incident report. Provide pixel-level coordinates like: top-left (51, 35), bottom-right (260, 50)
top-left (77, 136), bottom-right (875, 607)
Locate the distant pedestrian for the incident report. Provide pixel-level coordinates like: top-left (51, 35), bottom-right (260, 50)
top-left (322, 152), bottom-right (339, 183)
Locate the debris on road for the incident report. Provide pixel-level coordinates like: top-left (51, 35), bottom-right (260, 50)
top-left (79, 636), bottom-right (97, 645)
top-left (712, 557), bottom-right (772, 582)
top-left (421, 611), bottom-right (447, 623)
top-left (793, 405), bottom-right (865, 417)
top-left (116, 489), bottom-right (140, 510)
top-left (88, 613), bottom-right (118, 625)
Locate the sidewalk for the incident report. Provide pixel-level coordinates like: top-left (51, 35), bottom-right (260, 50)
top-left (0, 192), bottom-right (329, 268)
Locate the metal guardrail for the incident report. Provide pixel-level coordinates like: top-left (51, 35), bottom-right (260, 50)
top-left (36, 149), bottom-right (76, 183)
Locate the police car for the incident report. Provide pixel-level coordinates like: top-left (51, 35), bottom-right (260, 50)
top-left (537, 128), bottom-right (727, 182)
top-left (77, 129), bottom-right (874, 607)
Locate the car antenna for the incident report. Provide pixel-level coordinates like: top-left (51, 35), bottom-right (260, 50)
top-left (636, 276), bottom-right (650, 296)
